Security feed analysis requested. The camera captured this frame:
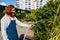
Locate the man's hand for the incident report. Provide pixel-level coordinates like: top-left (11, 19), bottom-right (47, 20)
top-left (28, 24), bottom-right (32, 29)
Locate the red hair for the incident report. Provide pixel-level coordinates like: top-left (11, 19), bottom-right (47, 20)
top-left (5, 5), bottom-right (15, 15)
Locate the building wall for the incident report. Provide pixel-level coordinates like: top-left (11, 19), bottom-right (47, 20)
top-left (16, 0), bottom-right (20, 8)
top-left (25, 0), bottom-right (31, 10)
top-left (16, 0), bottom-right (48, 10)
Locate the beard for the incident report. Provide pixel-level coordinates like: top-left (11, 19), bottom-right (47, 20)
top-left (9, 12), bottom-right (15, 17)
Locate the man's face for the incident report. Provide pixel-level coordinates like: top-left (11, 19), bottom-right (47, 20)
top-left (10, 8), bottom-right (15, 17)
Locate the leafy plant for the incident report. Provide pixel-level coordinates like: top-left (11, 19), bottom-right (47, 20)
top-left (34, 0), bottom-right (60, 40)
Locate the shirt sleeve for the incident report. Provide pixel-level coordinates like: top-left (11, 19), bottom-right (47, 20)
top-left (15, 17), bottom-right (28, 28)
top-left (1, 19), bottom-right (9, 40)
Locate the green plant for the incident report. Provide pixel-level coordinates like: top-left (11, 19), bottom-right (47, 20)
top-left (34, 0), bottom-right (60, 40)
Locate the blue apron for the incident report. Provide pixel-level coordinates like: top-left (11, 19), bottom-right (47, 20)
top-left (6, 20), bottom-right (19, 40)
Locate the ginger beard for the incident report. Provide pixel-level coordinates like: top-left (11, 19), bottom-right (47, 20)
top-left (9, 8), bottom-right (15, 17)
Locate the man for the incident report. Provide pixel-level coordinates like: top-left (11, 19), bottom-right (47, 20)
top-left (1, 5), bottom-right (32, 40)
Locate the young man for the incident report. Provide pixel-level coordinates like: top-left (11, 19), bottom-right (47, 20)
top-left (1, 5), bottom-right (32, 40)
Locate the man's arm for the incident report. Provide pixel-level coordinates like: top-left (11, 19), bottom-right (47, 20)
top-left (15, 17), bottom-right (28, 28)
top-left (1, 19), bottom-right (9, 40)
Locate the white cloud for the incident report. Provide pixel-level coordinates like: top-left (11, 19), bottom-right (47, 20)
top-left (0, 2), bottom-right (7, 6)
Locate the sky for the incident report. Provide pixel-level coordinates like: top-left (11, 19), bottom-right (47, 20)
top-left (0, 0), bottom-right (16, 7)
